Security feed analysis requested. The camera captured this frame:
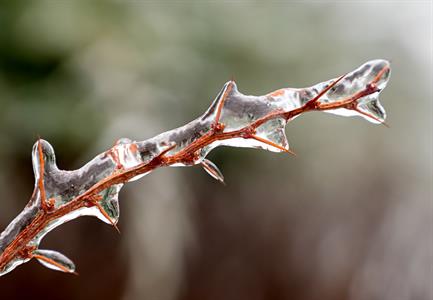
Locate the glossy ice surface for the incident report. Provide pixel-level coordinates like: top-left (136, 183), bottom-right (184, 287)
top-left (0, 59), bottom-right (390, 276)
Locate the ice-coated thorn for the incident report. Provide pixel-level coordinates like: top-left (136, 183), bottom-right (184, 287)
top-left (381, 121), bottom-right (390, 128)
top-left (214, 80), bottom-right (236, 125)
top-left (93, 200), bottom-right (121, 234)
top-left (372, 63), bottom-right (390, 85)
top-left (37, 140), bottom-right (48, 211)
top-left (32, 139), bottom-right (59, 212)
top-left (31, 139), bottom-right (58, 179)
top-left (355, 106), bottom-right (390, 127)
top-left (159, 143), bottom-right (177, 158)
top-left (32, 249), bottom-right (77, 275)
top-left (250, 135), bottom-right (296, 156)
top-left (305, 73), bottom-right (346, 107)
top-left (201, 159), bottom-right (225, 184)
top-left (84, 193), bottom-right (121, 234)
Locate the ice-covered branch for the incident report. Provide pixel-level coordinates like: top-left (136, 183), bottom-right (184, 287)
top-left (0, 59), bottom-right (390, 276)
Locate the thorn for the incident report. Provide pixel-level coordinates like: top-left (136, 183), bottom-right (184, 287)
top-left (306, 73), bottom-right (346, 106)
top-left (201, 159), bottom-right (225, 184)
top-left (250, 135), bottom-right (296, 156)
top-left (88, 195), bottom-right (121, 234)
top-left (32, 254), bottom-right (76, 275)
top-left (372, 64), bottom-right (390, 84)
top-left (37, 139), bottom-right (49, 212)
top-left (214, 81), bottom-right (234, 126)
top-left (159, 143), bottom-right (177, 158)
top-left (354, 108), bottom-right (387, 127)
top-left (94, 201), bottom-right (121, 234)
top-left (381, 121), bottom-right (390, 128)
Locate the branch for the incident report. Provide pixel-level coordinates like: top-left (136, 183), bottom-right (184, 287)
top-left (0, 59), bottom-right (391, 276)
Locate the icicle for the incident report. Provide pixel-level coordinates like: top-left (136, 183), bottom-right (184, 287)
top-left (201, 159), bottom-right (225, 184)
top-left (33, 249), bottom-right (76, 274)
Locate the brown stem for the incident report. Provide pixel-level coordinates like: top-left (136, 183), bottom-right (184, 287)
top-left (0, 63), bottom-right (389, 273)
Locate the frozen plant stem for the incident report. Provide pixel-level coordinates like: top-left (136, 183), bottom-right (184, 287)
top-left (0, 60), bottom-right (391, 276)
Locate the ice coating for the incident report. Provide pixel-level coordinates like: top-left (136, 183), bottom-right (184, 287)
top-left (0, 256), bottom-right (31, 276)
top-left (201, 159), bottom-right (225, 184)
top-left (33, 249), bottom-right (76, 274)
top-left (0, 59), bottom-right (390, 276)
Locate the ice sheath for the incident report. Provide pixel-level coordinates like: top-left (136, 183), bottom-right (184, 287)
top-left (0, 59), bottom-right (390, 276)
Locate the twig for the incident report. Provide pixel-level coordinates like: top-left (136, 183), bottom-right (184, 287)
top-left (0, 60), bottom-right (390, 276)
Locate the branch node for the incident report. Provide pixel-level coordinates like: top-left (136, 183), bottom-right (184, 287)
top-left (211, 122), bottom-right (225, 133)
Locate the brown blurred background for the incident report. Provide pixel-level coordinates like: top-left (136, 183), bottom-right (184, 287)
top-left (0, 1), bottom-right (431, 300)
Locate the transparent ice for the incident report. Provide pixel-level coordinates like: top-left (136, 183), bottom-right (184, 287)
top-left (201, 159), bottom-right (225, 184)
top-left (0, 59), bottom-right (390, 276)
top-left (34, 249), bottom-right (76, 274)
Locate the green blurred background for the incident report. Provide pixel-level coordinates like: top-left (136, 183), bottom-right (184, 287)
top-left (0, 1), bottom-right (431, 300)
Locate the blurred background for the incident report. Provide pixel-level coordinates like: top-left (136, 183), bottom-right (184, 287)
top-left (0, 1), bottom-right (431, 300)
